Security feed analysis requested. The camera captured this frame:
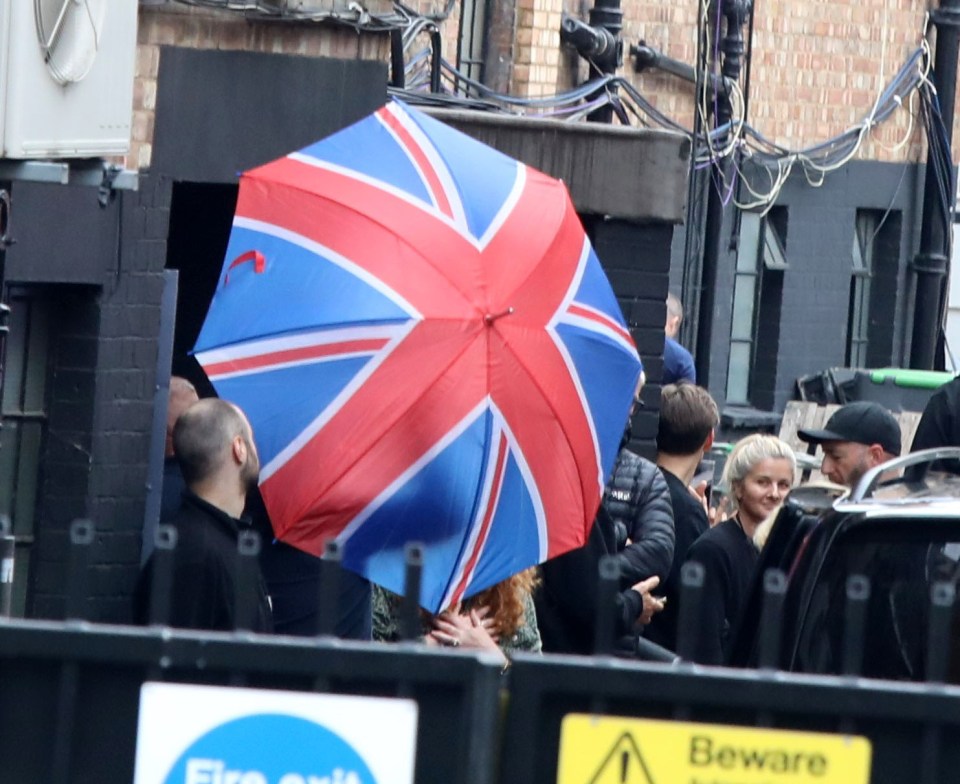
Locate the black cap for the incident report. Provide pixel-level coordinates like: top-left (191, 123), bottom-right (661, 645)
top-left (797, 401), bottom-right (901, 456)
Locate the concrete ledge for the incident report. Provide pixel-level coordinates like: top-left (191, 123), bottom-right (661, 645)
top-left (426, 109), bottom-right (690, 223)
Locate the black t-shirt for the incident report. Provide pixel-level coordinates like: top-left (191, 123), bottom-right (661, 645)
top-left (535, 507), bottom-right (643, 655)
top-left (644, 468), bottom-right (709, 652)
top-left (244, 488), bottom-right (373, 639)
top-left (682, 517), bottom-right (758, 665)
top-left (260, 541), bottom-right (373, 639)
top-left (135, 491), bottom-right (273, 632)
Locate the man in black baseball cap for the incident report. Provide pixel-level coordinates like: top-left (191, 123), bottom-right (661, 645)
top-left (797, 401), bottom-right (901, 488)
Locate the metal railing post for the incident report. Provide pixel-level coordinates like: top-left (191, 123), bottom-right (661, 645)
top-left (926, 581), bottom-right (955, 682)
top-left (400, 543), bottom-right (424, 641)
top-left (0, 515), bottom-right (13, 617)
top-left (65, 519), bottom-right (94, 622)
top-left (843, 575), bottom-right (870, 677)
top-left (677, 561), bottom-right (705, 661)
top-left (317, 539), bottom-right (342, 637)
top-left (234, 530), bottom-right (262, 633)
top-left (758, 569), bottom-right (787, 670)
top-left (148, 525), bottom-right (177, 627)
top-left (593, 555), bottom-right (620, 656)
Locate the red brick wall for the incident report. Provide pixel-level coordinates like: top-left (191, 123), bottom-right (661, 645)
top-left (432, 0), bottom-right (959, 164)
top-left (135, 2), bottom-right (960, 168)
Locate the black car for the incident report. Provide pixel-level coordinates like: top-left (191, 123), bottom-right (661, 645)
top-left (727, 448), bottom-right (960, 683)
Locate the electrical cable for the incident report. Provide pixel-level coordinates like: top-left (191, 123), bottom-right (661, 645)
top-left (185, 0), bottom-right (937, 213)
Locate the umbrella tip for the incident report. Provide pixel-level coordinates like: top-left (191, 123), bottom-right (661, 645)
top-left (484, 307), bottom-right (515, 326)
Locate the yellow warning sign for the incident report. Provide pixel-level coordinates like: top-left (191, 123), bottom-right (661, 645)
top-left (557, 714), bottom-right (872, 784)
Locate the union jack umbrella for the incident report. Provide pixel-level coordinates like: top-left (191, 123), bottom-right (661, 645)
top-left (194, 101), bottom-right (642, 612)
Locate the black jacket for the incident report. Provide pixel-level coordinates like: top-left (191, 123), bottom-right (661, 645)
top-left (911, 375), bottom-right (960, 474)
top-left (535, 449), bottom-right (674, 655)
top-left (605, 449), bottom-right (675, 588)
top-left (683, 518), bottom-right (758, 665)
top-left (535, 505), bottom-right (643, 655)
top-left (134, 491), bottom-right (273, 632)
top-left (644, 468), bottom-right (710, 652)
top-left (245, 488), bottom-right (372, 639)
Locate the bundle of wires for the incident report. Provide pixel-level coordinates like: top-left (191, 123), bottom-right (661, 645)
top-left (394, 4), bottom-right (938, 212)
top-left (917, 48), bottom-right (955, 252)
top-left (175, 0), bottom-right (947, 216)
top-left (169, 0), bottom-right (422, 33)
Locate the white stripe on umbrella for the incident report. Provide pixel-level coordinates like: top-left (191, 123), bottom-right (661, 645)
top-left (258, 320), bottom-right (418, 482)
top-left (547, 237), bottom-right (606, 497)
top-left (379, 102), bottom-right (470, 236)
top-left (232, 215), bottom-right (423, 320)
top-left (197, 324), bottom-right (402, 381)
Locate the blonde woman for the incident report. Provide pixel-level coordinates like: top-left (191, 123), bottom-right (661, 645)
top-left (683, 434), bottom-right (796, 665)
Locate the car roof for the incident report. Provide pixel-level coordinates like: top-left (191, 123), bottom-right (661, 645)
top-left (835, 471), bottom-right (960, 518)
top-left (727, 458), bottom-right (960, 669)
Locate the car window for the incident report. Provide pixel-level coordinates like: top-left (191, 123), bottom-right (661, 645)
top-left (793, 521), bottom-right (960, 682)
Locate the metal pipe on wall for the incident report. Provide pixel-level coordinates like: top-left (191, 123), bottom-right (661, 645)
top-left (0, 516), bottom-right (13, 617)
top-left (559, 0), bottom-right (623, 123)
top-left (910, 0), bottom-right (960, 370)
top-left (695, 0), bottom-right (752, 385)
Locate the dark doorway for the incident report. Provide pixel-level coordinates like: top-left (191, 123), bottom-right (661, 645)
top-left (165, 181), bottom-right (238, 398)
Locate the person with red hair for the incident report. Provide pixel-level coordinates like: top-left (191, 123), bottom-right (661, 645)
top-left (372, 569), bottom-right (542, 667)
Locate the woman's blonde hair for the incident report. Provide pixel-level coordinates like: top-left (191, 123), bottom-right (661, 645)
top-left (721, 434), bottom-right (796, 511)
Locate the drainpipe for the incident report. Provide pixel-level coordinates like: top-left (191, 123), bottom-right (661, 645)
top-left (0, 186), bottom-right (9, 432)
top-left (694, 0), bottom-right (752, 386)
top-left (630, 41), bottom-right (730, 95)
top-left (559, 0), bottom-right (623, 123)
top-left (0, 188), bottom-right (9, 614)
top-left (909, 0), bottom-right (960, 370)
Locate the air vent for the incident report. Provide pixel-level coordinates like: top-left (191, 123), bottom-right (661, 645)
top-left (0, 2), bottom-right (138, 159)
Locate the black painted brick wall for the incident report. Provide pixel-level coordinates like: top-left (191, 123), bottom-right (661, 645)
top-left (30, 293), bottom-right (100, 620)
top-left (671, 159), bottom-right (924, 414)
top-left (28, 176), bottom-right (170, 622)
top-left (86, 178), bottom-right (169, 622)
top-left (587, 217), bottom-right (674, 461)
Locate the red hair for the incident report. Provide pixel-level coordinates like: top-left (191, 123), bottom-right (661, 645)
top-left (462, 568), bottom-right (539, 638)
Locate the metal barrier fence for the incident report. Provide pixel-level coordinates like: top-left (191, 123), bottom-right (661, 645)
top-left (0, 621), bottom-right (502, 784)
top-left (4, 615), bottom-right (960, 784)
top-left (500, 655), bottom-right (960, 784)
top-left (4, 518), bottom-right (960, 783)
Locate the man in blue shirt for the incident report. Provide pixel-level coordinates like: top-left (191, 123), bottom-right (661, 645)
top-left (664, 293), bottom-right (696, 384)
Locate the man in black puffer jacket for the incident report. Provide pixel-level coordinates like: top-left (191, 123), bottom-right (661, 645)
top-left (606, 447), bottom-right (676, 589)
top-left (536, 371), bottom-right (675, 654)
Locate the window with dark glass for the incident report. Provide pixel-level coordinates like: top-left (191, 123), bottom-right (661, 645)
top-left (0, 291), bottom-right (52, 616)
top-left (726, 208), bottom-right (787, 407)
top-left (846, 209), bottom-right (901, 367)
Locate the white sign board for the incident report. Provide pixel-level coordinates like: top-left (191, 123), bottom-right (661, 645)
top-left (134, 682), bottom-right (418, 784)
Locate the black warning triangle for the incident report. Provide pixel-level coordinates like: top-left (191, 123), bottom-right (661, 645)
top-left (587, 732), bottom-right (656, 784)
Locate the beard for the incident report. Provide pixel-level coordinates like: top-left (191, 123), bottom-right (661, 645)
top-left (847, 452), bottom-right (873, 488)
top-left (239, 437), bottom-right (260, 493)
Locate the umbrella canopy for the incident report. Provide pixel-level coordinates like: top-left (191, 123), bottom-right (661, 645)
top-left (194, 100), bottom-right (642, 612)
